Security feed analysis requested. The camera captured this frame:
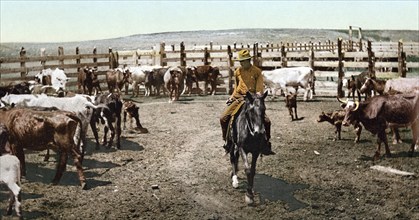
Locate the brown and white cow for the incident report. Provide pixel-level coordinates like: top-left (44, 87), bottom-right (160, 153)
top-left (345, 71), bottom-right (370, 101)
top-left (93, 93), bottom-right (123, 149)
top-left (359, 77), bottom-right (386, 96)
top-left (338, 91), bottom-right (419, 160)
top-left (0, 108), bottom-right (86, 189)
top-left (164, 67), bottom-right (185, 102)
top-left (106, 68), bottom-right (132, 94)
top-left (78, 66), bottom-right (96, 95)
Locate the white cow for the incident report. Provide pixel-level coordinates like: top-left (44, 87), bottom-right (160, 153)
top-left (125, 65), bottom-right (162, 97)
top-left (33, 68), bottom-right (69, 95)
top-left (262, 67), bottom-right (315, 101)
top-left (0, 154), bottom-right (22, 217)
top-left (0, 94), bottom-right (105, 155)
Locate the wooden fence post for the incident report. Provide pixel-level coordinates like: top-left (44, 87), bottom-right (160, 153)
top-left (19, 47), bottom-right (26, 77)
top-left (109, 48), bottom-right (119, 69)
top-left (280, 45), bottom-right (287, 67)
top-left (40, 48), bottom-right (46, 68)
top-left (204, 47), bottom-right (210, 65)
top-left (337, 38), bottom-right (345, 98)
top-left (367, 40), bottom-right (376, 78)
top-left (398, 40), bottom-right (407, 77)
top-left (180, 42), bottom-right (186, 67)
top-left (227, 45), bottom-right (234, 95)
top-left (58, 46), bottom-right (64, 69)
top-left (76, 47), bottom-right (81, 71)
top-left (160, 42), bottom-right (167, 67)
top-left (93, 47), bottom-right (98, 68)
top-left (308, 48), bottom-right (314, 70)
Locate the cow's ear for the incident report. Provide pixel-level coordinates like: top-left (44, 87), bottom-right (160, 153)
top-left (340, 103), bottom-right (347, 108)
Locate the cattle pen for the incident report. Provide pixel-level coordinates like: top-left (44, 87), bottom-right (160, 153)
top-left (1, 38), bottom-right (418, 96)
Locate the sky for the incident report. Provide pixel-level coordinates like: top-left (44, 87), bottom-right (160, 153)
top-left (1, 0), bottom-right (418, 43)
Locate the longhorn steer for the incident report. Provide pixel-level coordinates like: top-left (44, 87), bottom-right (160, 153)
top-left (338, 92), bottom-right (419, 160)
top-left (262, 67), bottom-right (315, 101)
top-left (0, 94), bottom-right (103, 155)
top-left (0, 108), bottom-right (86, 189)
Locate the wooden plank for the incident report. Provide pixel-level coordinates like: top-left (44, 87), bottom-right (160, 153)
top-left (343, 61), bottom-right (369, 68)
top-left (0, 62), bottom-right (109, 74)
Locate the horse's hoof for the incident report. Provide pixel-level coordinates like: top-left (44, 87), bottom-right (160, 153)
top-left (245, 194), bottom-right (254, 205)
top-left (232, 175), bottom-right (239, 188)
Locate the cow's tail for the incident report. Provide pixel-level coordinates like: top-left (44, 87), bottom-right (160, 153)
top-left (84, 102), bottom-right (109, 110)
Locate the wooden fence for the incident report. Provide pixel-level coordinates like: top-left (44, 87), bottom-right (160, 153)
top-left (1, 38), bottom-right (418, 96)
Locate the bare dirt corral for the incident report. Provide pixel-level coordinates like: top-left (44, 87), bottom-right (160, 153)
top-left (1, 94), bottom-right (418, 220)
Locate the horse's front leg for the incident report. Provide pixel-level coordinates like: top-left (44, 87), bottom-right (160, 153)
top-left (239, 147), bottom-right (256, 205)
top-left (230, 145), bottom-right (240, 188)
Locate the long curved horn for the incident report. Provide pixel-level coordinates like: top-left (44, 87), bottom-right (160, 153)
top-left (336, 96), bottom-right (348, 104)
top-left (352, 101), bottom-right (360, 111)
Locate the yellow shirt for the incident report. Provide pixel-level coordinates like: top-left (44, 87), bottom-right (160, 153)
top-left (231, 65), bottom-right (264, 99)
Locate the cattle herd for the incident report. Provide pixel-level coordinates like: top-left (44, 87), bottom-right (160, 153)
top-left (0, 63), bottom-right (418, 216)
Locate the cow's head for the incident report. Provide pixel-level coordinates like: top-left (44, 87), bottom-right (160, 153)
top-left (317, 111), bottom-right (331, 123)
top-left (122, 69), bottom-right (133, 84)
top-left (208, 67), bottom-right (220, 82)
top-left (337, 97), bottom-right (359, 126)
top-left (51, 68), bottom-right (69, 92)
top-left (123, 101), bottom-right (139, 118)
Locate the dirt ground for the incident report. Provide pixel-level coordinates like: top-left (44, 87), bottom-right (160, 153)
top-left (1, 93), bottom-right (418, 220)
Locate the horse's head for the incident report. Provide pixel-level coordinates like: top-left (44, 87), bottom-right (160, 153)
top-left (244, 91), bottom-right (268, 138)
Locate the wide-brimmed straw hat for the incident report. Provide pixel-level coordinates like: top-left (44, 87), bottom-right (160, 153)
top-left (234, 49), bottom-right (252, 61)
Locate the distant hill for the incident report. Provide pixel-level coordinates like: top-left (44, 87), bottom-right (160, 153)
top-left (1, 28), bottom-right (418, 57)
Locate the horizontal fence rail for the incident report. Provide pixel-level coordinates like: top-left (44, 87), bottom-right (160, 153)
top-left (1, 39), bottom-right (418, 96)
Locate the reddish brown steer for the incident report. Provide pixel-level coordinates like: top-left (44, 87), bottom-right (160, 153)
top-left (0, 108), bottom-right (86, 189)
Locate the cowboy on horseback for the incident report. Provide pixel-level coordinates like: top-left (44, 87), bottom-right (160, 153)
top-left (219, 49), bottom-right (275, 155)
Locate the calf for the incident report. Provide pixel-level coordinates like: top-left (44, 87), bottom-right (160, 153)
top-left (0, 124), bottom-right (22, 218)
top-left (123, 101), bottom-right (148, 133)
top-left (360, 77), bottom-right (386, 95)
top-left (285, 93), bottom-right (298, 121)
top-left (346, 71), bottom-right (370, 101)
top-left (0, 108), bottom-right (86, 188)
top-left (317, 110), bottom-right (362, 142)
top-left (93, 93), bottom-right (123, 149)
top-left (78, 66), bottom-right (95, 95)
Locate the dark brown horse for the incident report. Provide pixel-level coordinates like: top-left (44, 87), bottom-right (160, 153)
top-left (228, 91), bottom-right (272, 205)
